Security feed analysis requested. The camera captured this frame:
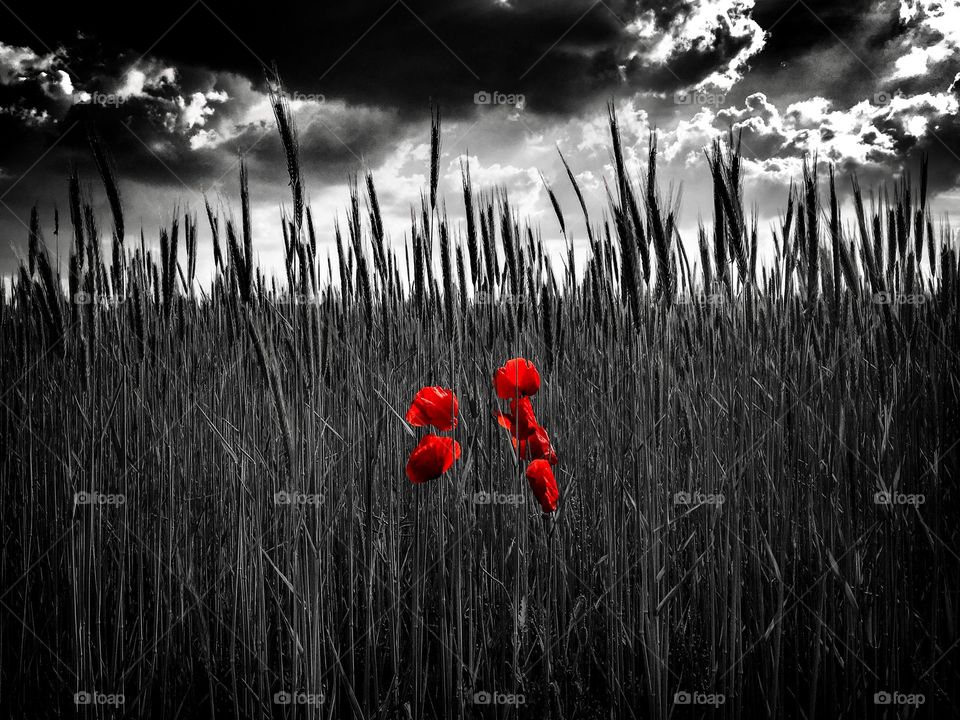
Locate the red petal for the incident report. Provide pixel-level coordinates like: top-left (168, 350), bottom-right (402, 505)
top-left (406, 435), bottom-right (462, 484)
top-left (494, 410), bottom-right (513, 431)
top-left (495, 398), bottom-right (540, 448)
top-left (509, 397), bottom-right (540, 439)
top-left (405, 386), bottom-right (459, 431)
top-left (525, 426), bottom-right (558, 465)
top-left (525, 459), bottom-right (559, 513)
top-left (493, 358), bottom-right (541, 399)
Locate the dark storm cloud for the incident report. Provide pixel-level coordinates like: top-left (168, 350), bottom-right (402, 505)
top-left (0, 0), bottom-right (767, 249)
top-left (736, 0), bottom-right (958, 107)
top-left (751, 0), bottom-right (880, 58)
top-left (730, 0), bottom-right (893, 104)
top-left (0, 45), bottom-right (407, 200)
top-left (0, 0), bottom-right (759, 118)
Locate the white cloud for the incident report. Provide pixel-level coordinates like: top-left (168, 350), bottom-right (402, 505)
top-left (0, 41), bottom-right (55, 84)
top-left (694, 89), bottom-right (959, 172)
top-left (179, 90), bottom-right (229, 129)
top-left (628, 0), bottom-right (766, 90)
top-left (662, 108), bottom-right (722, 164)
top-left (450, 155), bottom-right (543, 219)
top-left (116, 63), bottom-right (176, 98)
top-left (891, 44), bottom-right (953, 80)
top-left (56, 70), bottom-right (73, 95)
top-left (576, 97), bottom-right (649, 155)
top-left (890, 0), bottom-right (960, 81)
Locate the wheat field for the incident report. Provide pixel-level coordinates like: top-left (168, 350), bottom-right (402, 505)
top-left (1, 101), bottom-right (959, 719)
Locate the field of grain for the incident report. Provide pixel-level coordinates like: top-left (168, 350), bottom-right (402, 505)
top-left (2, 102), bottom-right (959, 719)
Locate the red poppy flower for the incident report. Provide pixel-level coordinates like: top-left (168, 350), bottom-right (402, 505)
top-left (405, 386), bottom-right (459, 431)
top-left (494, 397), bottom-right (540, 440)
top-left (493, 358), bottom-right (541, 399)
top-left (406, 434), bottom-right (462, 484)
top-left (522, 426), bottom-right (559, 465)
top-left (526, 459), bottom-right (559, 513)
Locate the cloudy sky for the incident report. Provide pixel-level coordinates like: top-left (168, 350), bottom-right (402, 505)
top-left (1, 0), bottom-right (958, 279)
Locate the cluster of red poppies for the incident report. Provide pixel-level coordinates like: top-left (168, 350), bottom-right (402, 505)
top-left (403, 386), bottom-right (461, 483)
top-left (492, 358), bottom-right (559, 514)
top-left (402, 357), bottom-right (560, 516)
